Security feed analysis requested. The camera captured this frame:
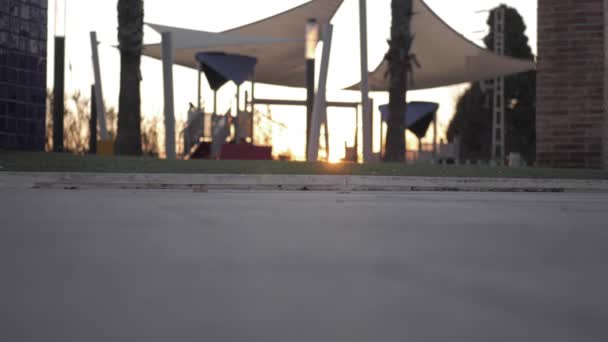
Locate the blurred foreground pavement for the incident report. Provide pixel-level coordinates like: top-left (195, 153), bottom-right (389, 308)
top-left (1, 189), bottom-right (607, 342)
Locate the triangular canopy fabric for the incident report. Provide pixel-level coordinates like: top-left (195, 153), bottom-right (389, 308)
top-left (379, 102), bottom-right (439, 139)
top-left (348, 0), bottom-right (536, 91)
top-left (196, 52), bottom-right (258, 90)
top-left (143, 0), bottom-right (344, 88)
top-left (145, 23), bottom-right (291, 50)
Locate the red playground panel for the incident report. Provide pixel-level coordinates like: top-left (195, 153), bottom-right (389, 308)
top-left (220, 144), bottom-right (273, 160)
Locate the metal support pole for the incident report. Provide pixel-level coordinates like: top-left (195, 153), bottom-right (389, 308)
top-left (405, 112), bottom-right (408, 164)
top-left (359, 0), bottom-right (373, 163)
top-left (89, 85), bottom-right (97, 154)
top-left (245, 90), bottom-right (250, 139)
top-left (198, 66), bottom-right (205, 139)
top-left (161, 32), bottom-right (176, 159)
top-left (378, 108), bottom-right (382, 156)
top-left (53, 36), bottom-right (65, 152)
top-left (236, 85), bottom-right (242, 141)
top-left (250, 73), bottom-right (256, 141)
top-left (491, 7), bottom-right (506, 164)
top-left (381, 120), bottom-right (385, 158)
top-left (90, 32), bottom-right (108, 140)
top-left (236, 85), bottom-right (241, 113)
top-left (306, 59), bottom-right (316, 158)
top-left (305, 18), bottom-right (318, 160)
top-left (323, 107), bottom-right (330, 161)
top-left (212, 90), bottom-right (218, 139)
top-left (369, 98), bottom-right (374, 161)
top-left (197, 65), bottom-right (202, 112)
top-left (355, 105), bottom-right (360, 162)
top-left (432, 116), bottom-right (438, 162)
top-left (307, 24), bottom-right (333, 162)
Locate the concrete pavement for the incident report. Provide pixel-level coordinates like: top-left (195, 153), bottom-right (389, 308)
top-left (1, 189), bottom-right (608, 341)
top-left (2, 172), bottom-right (608, 192)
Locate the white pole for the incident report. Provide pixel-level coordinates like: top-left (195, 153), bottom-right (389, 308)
top-left (161, 32), bottom-right (176, 159)
top-left (89, 31), bottom-right (108, 140)
top-left (359, 0), bottom-right (373, 163)
top-left (307, 24), bottom-right (333, 162)
top-left (323, 107), bottom-right (330, 161)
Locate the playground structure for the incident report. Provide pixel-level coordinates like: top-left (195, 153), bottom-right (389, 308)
top-left (89, 0), bottom-right (535, 163)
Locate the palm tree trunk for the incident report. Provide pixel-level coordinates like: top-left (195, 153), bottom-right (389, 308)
top-left (115, 0), bottom-right (144, 156)
top-left (385, 0), bottom-right (413, 162)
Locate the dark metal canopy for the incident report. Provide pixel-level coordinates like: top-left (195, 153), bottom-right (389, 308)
top-left (196, 52), bottom-right (258, 91)
top-left (379, 102), bottom-right (439, 139)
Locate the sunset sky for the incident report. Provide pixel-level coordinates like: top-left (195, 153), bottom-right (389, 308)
top-left (47, 0), bottom-right (537, 161)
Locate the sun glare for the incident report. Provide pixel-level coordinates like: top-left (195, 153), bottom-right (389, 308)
top-left (328, 155), bottom-right (344, 164)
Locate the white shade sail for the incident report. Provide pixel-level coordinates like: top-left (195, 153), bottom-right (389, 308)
top-left (145, 23), bottom-right (292, 50)
top-left (143, 0), bottom-right (344, 88)
top-left (143, 0), bottom-right (535, 90)
top-left (347, 0), bottom-right (535, 91)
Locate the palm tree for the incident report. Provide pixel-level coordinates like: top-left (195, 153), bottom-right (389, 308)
top-left (115, 0), bottom-right (144, 156)
top-left (384, 0), bottom-right (413, 162)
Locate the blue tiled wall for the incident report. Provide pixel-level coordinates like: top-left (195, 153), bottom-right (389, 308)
top-left (0, 0), bottom-right (47, 150)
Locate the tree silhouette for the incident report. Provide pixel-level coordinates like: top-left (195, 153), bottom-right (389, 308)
top-left (45, 90), bottom-right (159, 156)
top-left (115, 0), bottom-right (144, 155)
top-left (384, 0), bottom-right (413, 162)
top-left (447, 5), bottom-right (536, 163)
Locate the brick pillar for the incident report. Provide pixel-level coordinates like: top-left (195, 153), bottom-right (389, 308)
top-left (537, 0), bottom-right (606, 169)
top-left (605, 0), bottom-right (608, 169)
